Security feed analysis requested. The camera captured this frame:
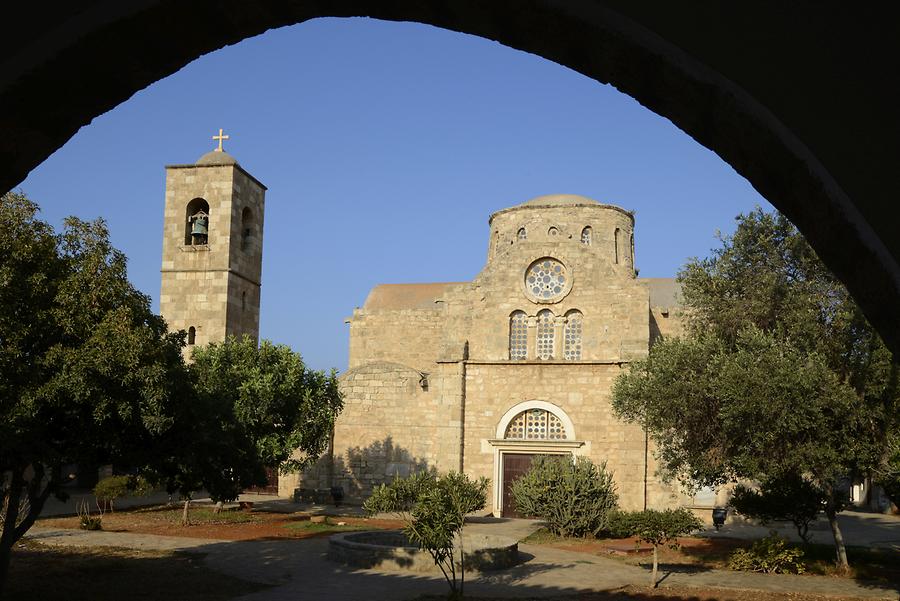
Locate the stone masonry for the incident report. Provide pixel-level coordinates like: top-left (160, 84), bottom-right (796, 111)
top-left (159, 148), bottom-right (266, 352)
top-left (285, 194), bottom-right (695, 514)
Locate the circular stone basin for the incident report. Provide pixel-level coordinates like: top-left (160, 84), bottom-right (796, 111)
top-left (328, 530), bottom-right (519, 572)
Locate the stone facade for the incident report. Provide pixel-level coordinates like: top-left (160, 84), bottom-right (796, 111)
top-left (285, 194), bottom-right (694, 514)
top-left (159, 149), bottom-right (266, 351)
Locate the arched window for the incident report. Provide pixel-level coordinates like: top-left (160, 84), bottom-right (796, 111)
top-left (187, 326), bottom-right (196, 345)
top-left (581, 226), bottom-right (592, 245)
top-left (509, 311), bottom-right (528, 360)
top-left (548, 226), bottom-right (559, 237)
top-left (517, 227), bottom-right (527, 240)
top-left (184, 198), bottom-right (210, 245)
top-left (536, 309), bottom-right (555, 360)
top-left (241, 207), bottom-right (253, 251)
top-left (614, 227), bottom-right (621, 264)
top-left (504, 408), bottom-right (568, 440)
top-left (563, 310), bottom-right (583, 360)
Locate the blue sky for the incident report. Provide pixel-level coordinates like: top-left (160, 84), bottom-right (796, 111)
top-left (17, 18), bottom-right (771, 372)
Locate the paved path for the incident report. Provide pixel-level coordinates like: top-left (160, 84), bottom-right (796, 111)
top-left (26, 521), bottom-right (899, 601)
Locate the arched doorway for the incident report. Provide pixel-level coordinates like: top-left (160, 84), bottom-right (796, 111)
top-left (490, 400), bottom-right (584, 517)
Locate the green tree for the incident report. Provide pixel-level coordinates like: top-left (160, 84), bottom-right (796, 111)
top-left (148, 335), bottom-right (343, 523)
top-left (874, 437), bottom-right (900, 509)
top-left (729, 475), bottom-right (826, 544)
top-left (365, 471), bottom-right (489, 599)
top-left (0, 192), bottom-right (191, 593)
top-left (612, 208), bottom-right (898, 572)
top-left (509, 456), bottom-right (618, 537)
top-left (630, 508), bottom-right (703, 587)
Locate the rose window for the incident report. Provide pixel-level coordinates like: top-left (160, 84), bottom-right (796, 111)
top-left (526, 258), bottom-right (568, 301)
top-left (504, 409), bottom-right (567, 440)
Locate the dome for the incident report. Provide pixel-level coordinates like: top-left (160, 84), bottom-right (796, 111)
top-left (518, 194), bottom-right (600, 207)
top-left (196, 150), bottom-right (238, 166)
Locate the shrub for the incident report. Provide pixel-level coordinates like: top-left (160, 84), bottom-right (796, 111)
top-left (93, 475), bottom-right (152, 512)
top-left (728, 532), bottom-right (806, 574)
top-left (603, 510), bottom-right (642, 539)
top-left (729, 475), bottom-right (825, 543)
top-left (510, 456), bottom-right (618, 538)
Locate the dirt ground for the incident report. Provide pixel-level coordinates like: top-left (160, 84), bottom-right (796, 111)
top-left (37, 505), bottom-right (405, 541)
top-left (417, 588), bottom-right (879, 601)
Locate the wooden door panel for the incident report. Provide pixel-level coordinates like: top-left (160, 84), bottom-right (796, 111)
top-left (502, 453), bottom-right (536, 518)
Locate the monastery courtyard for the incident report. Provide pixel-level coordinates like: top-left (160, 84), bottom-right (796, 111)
top-left (25, 494), bottom-right (900, 601)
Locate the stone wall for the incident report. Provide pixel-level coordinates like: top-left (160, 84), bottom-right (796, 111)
top-left (461, 362), bottom-right (679, 513)
top-left (292, 361), bottom-right (464, 502)
top-left (159, 159), bottom-right (265, 352)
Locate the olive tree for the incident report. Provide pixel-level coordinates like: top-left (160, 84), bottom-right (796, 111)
top-left (612, 208), bottom-right (899, 572)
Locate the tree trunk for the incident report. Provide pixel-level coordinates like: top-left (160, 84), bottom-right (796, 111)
top-left (182, 499), bottom-right (191, 526)
top-left (825, 502), bottom-right (849, 572)
top-left (0, 470), bottom-right (25, 597)
top-left (0, 465), bottom-right (55, 597)
top-left (651, 544), bottom-right (659, 587)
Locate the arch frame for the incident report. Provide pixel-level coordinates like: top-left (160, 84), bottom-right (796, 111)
top-left (494, 399), bottom-right (576, 440)
top-left (489, 400), bottom-right (585, 516)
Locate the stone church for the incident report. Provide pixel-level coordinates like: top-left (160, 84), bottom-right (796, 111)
top-left (288, 193), bottom-right (694, 515)
top-left (159, 141), bottom-right (704, 515)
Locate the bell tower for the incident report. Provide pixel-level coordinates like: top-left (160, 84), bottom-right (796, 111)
top-left (159, 131), bottom-right (266, 352)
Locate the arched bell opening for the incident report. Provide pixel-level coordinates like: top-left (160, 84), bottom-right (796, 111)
top-left (184, 198), bottom-right (210, 246)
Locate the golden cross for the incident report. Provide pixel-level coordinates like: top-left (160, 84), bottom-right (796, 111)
top-left (212, 128), bottom-right (229, 152)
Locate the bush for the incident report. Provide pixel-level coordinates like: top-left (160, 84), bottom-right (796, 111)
top-left (629, 507), bottom-right (705, 587)
top-left (510, 456), bottom-right (618, 537)
top-left (93, 475), bottom-right (152, 511)
top-left (603, 510), bottom-right (642, 538)
top-left (729, 475), bottom-right (825, 543)
top-left (728, 532), bottom-right (806, 574)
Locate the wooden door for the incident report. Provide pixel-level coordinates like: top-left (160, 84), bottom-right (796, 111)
top-left (501, 453), bottom-right (537, 518)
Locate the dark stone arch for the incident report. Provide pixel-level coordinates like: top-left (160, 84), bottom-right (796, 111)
top-left (2, 1), bottom-right (899, 351)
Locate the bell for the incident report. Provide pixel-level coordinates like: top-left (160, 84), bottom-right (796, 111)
top-left (191, 214), bottom-right (208, 236)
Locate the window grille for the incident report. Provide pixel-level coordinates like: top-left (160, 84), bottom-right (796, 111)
top-left (525, 258), bottom-right (567, 301)
top-left (564, 311), bottom-right (583, 360)
top-left (517, 227), bottom-right (527, 240)
top-left (536, 309), bottom-right (555, 359)
top-left (509, 311), bottom-right (528, 360)
top-left (504, 409), bottom-right (567, 440)
top-left (581, 226), bottom-right (592, 245)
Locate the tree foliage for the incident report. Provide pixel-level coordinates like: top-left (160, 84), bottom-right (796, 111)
top-left (729, 475), bottom-right (826, 544)
top-left (630, 508), bottom-right (704, 587)
top-left (509, 456), bottom-right (618, 537)
top-left (612, 208), bottom-right (899, 572)
top-left (93, 475), bottom-right (152, 512)
top-left (0, 192), bottom-right (190, 592)
top-left (365, 471), bottom-right (488, 598)
top-left (148, 335), bottom-right (342, 521)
